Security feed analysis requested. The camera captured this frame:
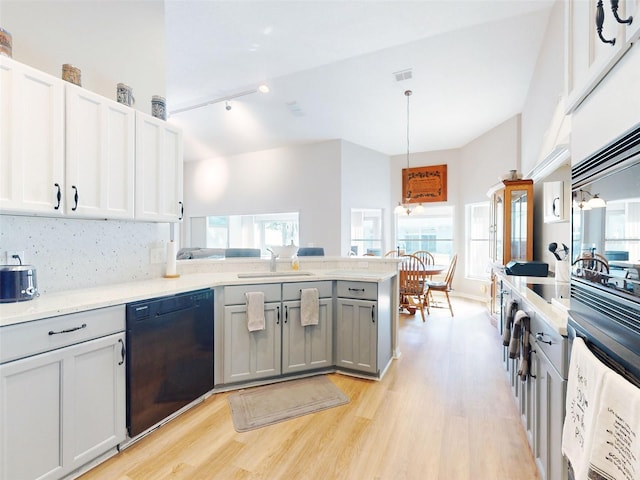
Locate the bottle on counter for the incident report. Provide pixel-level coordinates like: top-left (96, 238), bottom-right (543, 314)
top-left (291, 254), bottom-right (299, 271)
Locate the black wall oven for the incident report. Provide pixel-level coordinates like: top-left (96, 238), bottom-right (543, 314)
top-left (568, 121), bottom-right (640, 478)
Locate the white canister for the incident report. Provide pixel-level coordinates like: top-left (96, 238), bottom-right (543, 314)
top-left (555, 260), bottom-right (570, 282)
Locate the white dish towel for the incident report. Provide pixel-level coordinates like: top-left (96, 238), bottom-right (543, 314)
top-left (245, 291), bottom-right (265, 332)
top-left (561, 337), bottom-right (609, 480)
top-left (587, 363), bottom-right (640, 480)
top-left (300, 288), bottom-right (319, 326)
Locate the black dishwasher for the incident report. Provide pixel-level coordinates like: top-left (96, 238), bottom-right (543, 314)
top-left (126, 288), bottom-right (214, 437)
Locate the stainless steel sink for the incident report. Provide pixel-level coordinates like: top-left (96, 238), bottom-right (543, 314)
top-left (237, 271), bottom-right (314, 278)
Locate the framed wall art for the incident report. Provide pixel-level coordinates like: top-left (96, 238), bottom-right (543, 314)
top-left (402, 164), bottom-right (447, 203)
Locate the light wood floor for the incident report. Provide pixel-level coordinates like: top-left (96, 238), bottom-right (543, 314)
top-left (80, 298), bottom-right (539, 480)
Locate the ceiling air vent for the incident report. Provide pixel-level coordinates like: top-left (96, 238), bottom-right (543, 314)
top-left (393, 68), bottom-right (413, 82)
top-left (286, 100), bottom-right (305, 117)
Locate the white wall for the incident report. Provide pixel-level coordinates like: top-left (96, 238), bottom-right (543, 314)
top-left (340, 141), bottom-right (391, 255)
top-left (520, 0), bottom-right (565, 175)
top-left (1, 0), bottom-right (166, 114)
top-left (182, 140), bottom-right (344, 255)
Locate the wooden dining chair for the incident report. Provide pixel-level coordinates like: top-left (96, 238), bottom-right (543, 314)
top-left (412, 250), bottom-right (436, 302)
top-left (399, 254), bottom-right (429, 321)
top-left (412, 251), bottom-right (435, 272)
top-left (572, 256), bottom-right (610, 284)
top-left (384, 250), bottom-right (400, 257)
top-left (425, 254), bottom-right (457, 316)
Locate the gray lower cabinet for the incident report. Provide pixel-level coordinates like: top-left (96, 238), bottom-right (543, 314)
top-left (336, 297), bottom-right (378, 374)
top-left (223, 301), bottom-right (282, 383)
top-left (222, 281), bottom-right (333, 384)
top-left (531, 324), bottom-right (568, 480)
top-left (0, 307), bottom-right (126, 480)
top-left (499, 275), bottom-right (568, 480)
top-left (282, 297), bottom-right (333, 374)
top-left (335, 280), bottom-right (392, 376)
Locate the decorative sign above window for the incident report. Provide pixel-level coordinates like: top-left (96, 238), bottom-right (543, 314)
top-left (402, 164), bottom-right (447, 203)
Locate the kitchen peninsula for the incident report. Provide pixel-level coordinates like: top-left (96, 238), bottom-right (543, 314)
top-left (0, 257), bottom-right (398, 480)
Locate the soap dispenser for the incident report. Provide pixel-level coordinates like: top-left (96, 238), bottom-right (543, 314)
top-left (291, 253), bottom-right (299, 271)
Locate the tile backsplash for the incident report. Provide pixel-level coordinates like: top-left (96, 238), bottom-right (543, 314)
top-left (0, 215), bottom-right (170, 294)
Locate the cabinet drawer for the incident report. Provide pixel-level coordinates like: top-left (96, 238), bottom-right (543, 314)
top-left (530, 313), bottom-right (567, 377)
top-left (282, 281), bottom-right (332, 301)
top-left (0, 305), bottom-right (125, 364)
top-left (337, 281), bottom-right (377, 300)
top-left (224, 283), bottom-right (281, 305)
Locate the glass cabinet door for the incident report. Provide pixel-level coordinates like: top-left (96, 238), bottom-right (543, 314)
top-left (503, 180), bottom-right (533, 263)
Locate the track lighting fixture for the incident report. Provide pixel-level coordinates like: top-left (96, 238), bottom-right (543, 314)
top-left (169, 84), bottom-right (270, 115)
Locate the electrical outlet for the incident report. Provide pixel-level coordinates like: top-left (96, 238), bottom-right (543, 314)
top-left (149, 245), bottom-right (165, 264)
top-left (6, 250), bottom-right (25, 265)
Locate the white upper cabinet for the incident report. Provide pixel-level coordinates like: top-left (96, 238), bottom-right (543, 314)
top-left (566, 0), bottom-right (638, 112)
top-left (135, 113), bottom-right (184, 222)
top-left (0, 56), bottom-right (65, 215)
top-left (65, 84), bottom-right (135, 219)
top-left (627, 0), bottom-right (640, 42)
top-left (1, 57), bottom-right (182, 222)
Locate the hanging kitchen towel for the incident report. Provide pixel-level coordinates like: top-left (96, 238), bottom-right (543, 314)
top-left (586, 366), bottom-right (640, 480)
top-left (245, 291), bottom-right (265, 332)
top-left (517, 313), bottom-right (531, 381)
top-left (509, 310), bottom-right (528, 359)
top-left (562, 337), bottom-right (609, 480)
top-left (503, 299), bottom-right (519, 347)
top-left (300, 288), bottom-right (319, 326)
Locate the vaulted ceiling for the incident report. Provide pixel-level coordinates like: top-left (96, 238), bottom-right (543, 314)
top-left (165, 1), bottom-right (555, 162)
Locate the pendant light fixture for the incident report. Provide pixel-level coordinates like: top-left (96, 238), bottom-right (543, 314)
top-left (395, 89), bottom-right (424, 215)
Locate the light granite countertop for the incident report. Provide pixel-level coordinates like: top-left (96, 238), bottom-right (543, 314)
top-left (0, 267), bottom-right (398, 327)
top-left (498, 274), bottom-right (570, 336)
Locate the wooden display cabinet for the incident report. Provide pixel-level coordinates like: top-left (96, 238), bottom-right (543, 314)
top-left (487, 179), bottom-right (534, 316)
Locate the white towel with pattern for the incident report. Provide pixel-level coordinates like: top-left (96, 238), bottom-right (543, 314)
top-left (586, 365), bottom-right (640, 480)
top-left (562, 338), bottom-right (609, 480)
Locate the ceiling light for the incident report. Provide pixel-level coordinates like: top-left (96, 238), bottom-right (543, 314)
top-left (225, 101), bottom-right (232, 111)
top-left (258, 84), bottom-right (270, 93)
top-left (394, 89), bottom-right (423, 216)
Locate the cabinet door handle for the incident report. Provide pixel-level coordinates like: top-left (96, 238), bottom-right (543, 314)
top-left (48, 323), bottom-right (87, 335)
top-left (611, 0), bottom-right (633, 24)
top-left (348, 288), bottom-right (365, 293)
top-left (178, 201), bottom-right (184, 220)
top-left (529, 349), bottom-right (537, 378)
top-left (535, 332), bottom-right (553, 345)
top-left (71, 185), bottom-right (79, 211)
top-left (284, 305), bottom-right (288, 323)
top-left (371, 305), bottom-right (375, 323)
top-left (54, 183), bottom-right (61, 210)
top-left (596, 0), bottom-right (616, 45)
top-left (118, 338), bottom-right (126, 365)
top-left (276, 305), bottom-right (280, 325)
